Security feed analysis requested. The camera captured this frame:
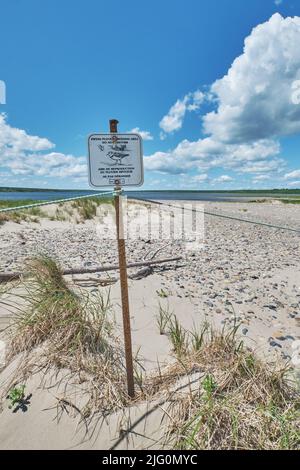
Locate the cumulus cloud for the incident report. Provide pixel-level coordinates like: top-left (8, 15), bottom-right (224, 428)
top-left (127, 127), bottom-right (153, 141)
top-left (0, 113), bottom-right (54, 153)
top-left (204, 13), bottom-right (300, 144)
top-left (0, 113), bottom-right (87, 179)
top-left (144, 137), bottom-right (281, 175)
top-left (148, 14), bottom-right (300, 182)
top-left (213, 175), bottom-right (234, 183)
top-left (252, 174), bottom-right (271, 181)
top-left (284, 169), bottom-right (300, 179)
top-left (159, 90), bottom-right (205, 137)
top-left (191, 173), bottom-right (209, 183)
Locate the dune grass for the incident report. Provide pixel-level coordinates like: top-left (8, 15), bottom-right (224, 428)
top-left (71, 197), bottom-right (113, 222)
top-left (279, 198), bottom-right (300, 204)
top-left (1, 261), bottom-right (299, 448)
top-left (0, 197), bottom-right (114, 225)
top-left (158, 321), bottom-right (300, 450)
top-left (0, 199), bottom-right (43, 209)
top-left (3, 256), bottom-right (130, 414)
top-left (0, 200), bottom-right (46, 225)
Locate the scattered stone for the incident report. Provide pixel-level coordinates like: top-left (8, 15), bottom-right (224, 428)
top-left (264, 304), bottom-right (277, 311)
top-left (269, 340), bottom-right (282, 348)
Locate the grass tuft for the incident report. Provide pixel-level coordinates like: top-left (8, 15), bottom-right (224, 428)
top-left (4, 256), bottom-right (130, 414)
top-left (156, 302), bottom-right (173, 335)
top-left (168, 315), bottom-right (187, 357)
top-left (160, 324), bottom-right (300, 450)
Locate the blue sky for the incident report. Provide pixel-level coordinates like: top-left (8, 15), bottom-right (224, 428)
top-left (1, 0), bottom-right (300, 190)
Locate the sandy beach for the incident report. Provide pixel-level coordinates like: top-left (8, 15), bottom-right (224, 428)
top-left (0, 199), bottom-right (299, 449)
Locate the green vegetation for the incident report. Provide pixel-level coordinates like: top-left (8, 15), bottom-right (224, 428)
top-left (279, 198), bottom-right (300, 204)
top-left (0, 197), bottom-right (114, 225)
top-left (168, 315), bottom-right (187, 357)
top-left (71, 197), bottom-right (112, 221)
top-left (160, 321), bottom-right (300, 450)
top-left (0, 199), bottom-right (43, 209)
top-left (156, 288), bottom-right (169, 298)
top-left (0, 200), bottom-right (46, 225)
top-left (5, 256), bottom-right (129, 414)
top-left (128, 189), bottom-right (300, 195)
top-left (1, 263), bottom-right (299, 447)
top-left (7, 385), bottom-right (26, 409)
top-left (190, 322), bottom-right (209, 352)
top-left (156, 302), bottom-right (173, 335)
top-left (1, 187), bottom-right (300, 195)
top-left (0, 187), bottom-right (98, 193)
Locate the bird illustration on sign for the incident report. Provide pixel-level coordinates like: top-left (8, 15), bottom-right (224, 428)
top-left (98, 142), bottom-right (131, 166)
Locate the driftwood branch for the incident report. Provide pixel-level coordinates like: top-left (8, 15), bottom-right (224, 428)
top-left (0, 256), bottom-right (182, 283)
top-left (72, 277), bottom-right (118, 287)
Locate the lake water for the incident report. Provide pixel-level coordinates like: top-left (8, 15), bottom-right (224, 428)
top-left (0, 190), bottom-right (297, 202)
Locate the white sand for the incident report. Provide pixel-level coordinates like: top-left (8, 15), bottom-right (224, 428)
top-left (0, 200), bottom-right (299, 449)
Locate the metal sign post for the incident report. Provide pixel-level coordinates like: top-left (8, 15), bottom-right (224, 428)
top-left (87, 119), bottom-right (144, 398)
top-left (111, 119), bottom-right (135, 398)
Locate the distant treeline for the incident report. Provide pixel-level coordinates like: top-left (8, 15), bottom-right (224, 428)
top-left (127, 189), bottom-right (300, 194)
top-left (0, 187), bottom-right (299, 194)
top-left (0, 187), bottom-right (93, 193)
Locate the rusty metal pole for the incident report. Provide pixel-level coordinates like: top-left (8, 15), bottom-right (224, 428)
top-left (110, 119), bottom-right (135, 398)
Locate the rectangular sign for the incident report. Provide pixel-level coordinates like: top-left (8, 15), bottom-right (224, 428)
top-left (88, 133), bottom-right (144, 187)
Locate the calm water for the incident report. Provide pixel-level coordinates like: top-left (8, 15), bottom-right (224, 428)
top-left (0, 190), bottom-right (297, 202)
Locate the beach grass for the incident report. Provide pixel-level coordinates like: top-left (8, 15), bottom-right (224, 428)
top-left (71, 196), bottom-right (113, 221)
top-left (156, 302), bottom-right (173, 335)
top-left (0, 200), bottom-right (46, 225)
top-left (1, 257), bottom-right (299, 448)
top-left (0, 199), bottom-right (44, 209)
top-left (0, 196), bottom-right (114, 225)
top-left (3, 256), bottom-right (130, 414)
top-left (158, 320), bottom-right (300, 450)
top-left (279, 198), bottom-right (300, 204)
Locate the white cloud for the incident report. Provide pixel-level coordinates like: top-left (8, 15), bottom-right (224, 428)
top-left (284, 169), bottom-right (300, 179)
top-left (0, 113), bottom-right (54, 153)
top-left (148, 14), bottom-right (300, 182)
top-left (213, 175), bottom-right (234, 183)
top-left (144, 137), bottom-right (281, 175)
top-left (252, 174), bottom-right (271, 181)
top-left (287, 180), bottom-right (300, 187)
top-left (159, 90), bottom-right (205, 136)
top-left (127, 127), bottom-right (153, 141)
top-left (191, 173), bottom-right (209, 183)
top-left (0, 113), bottom-right (87, 180)
top-left (204, 13), bottom-right (300, 144)
top-left (237, 158), bottom-right (285, 174)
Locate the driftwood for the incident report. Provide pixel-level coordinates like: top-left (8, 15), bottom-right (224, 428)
top-left (128, 266), bottom-right (153, 280)
top-left (0, 256), bottom-right (182, 283)
top-left (72, 277), bottom-right (118, 287)
top-left (128, 243), bottom-right (172, 280)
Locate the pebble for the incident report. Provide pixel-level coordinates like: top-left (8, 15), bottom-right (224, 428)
top-left (269, 340), bottom-right (282, 348)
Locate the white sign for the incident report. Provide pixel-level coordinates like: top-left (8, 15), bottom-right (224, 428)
top-left (88, 133), bottom-right (143, 187)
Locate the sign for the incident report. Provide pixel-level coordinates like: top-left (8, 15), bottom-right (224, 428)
top-left (88, 133), bottom-right (143, 187)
